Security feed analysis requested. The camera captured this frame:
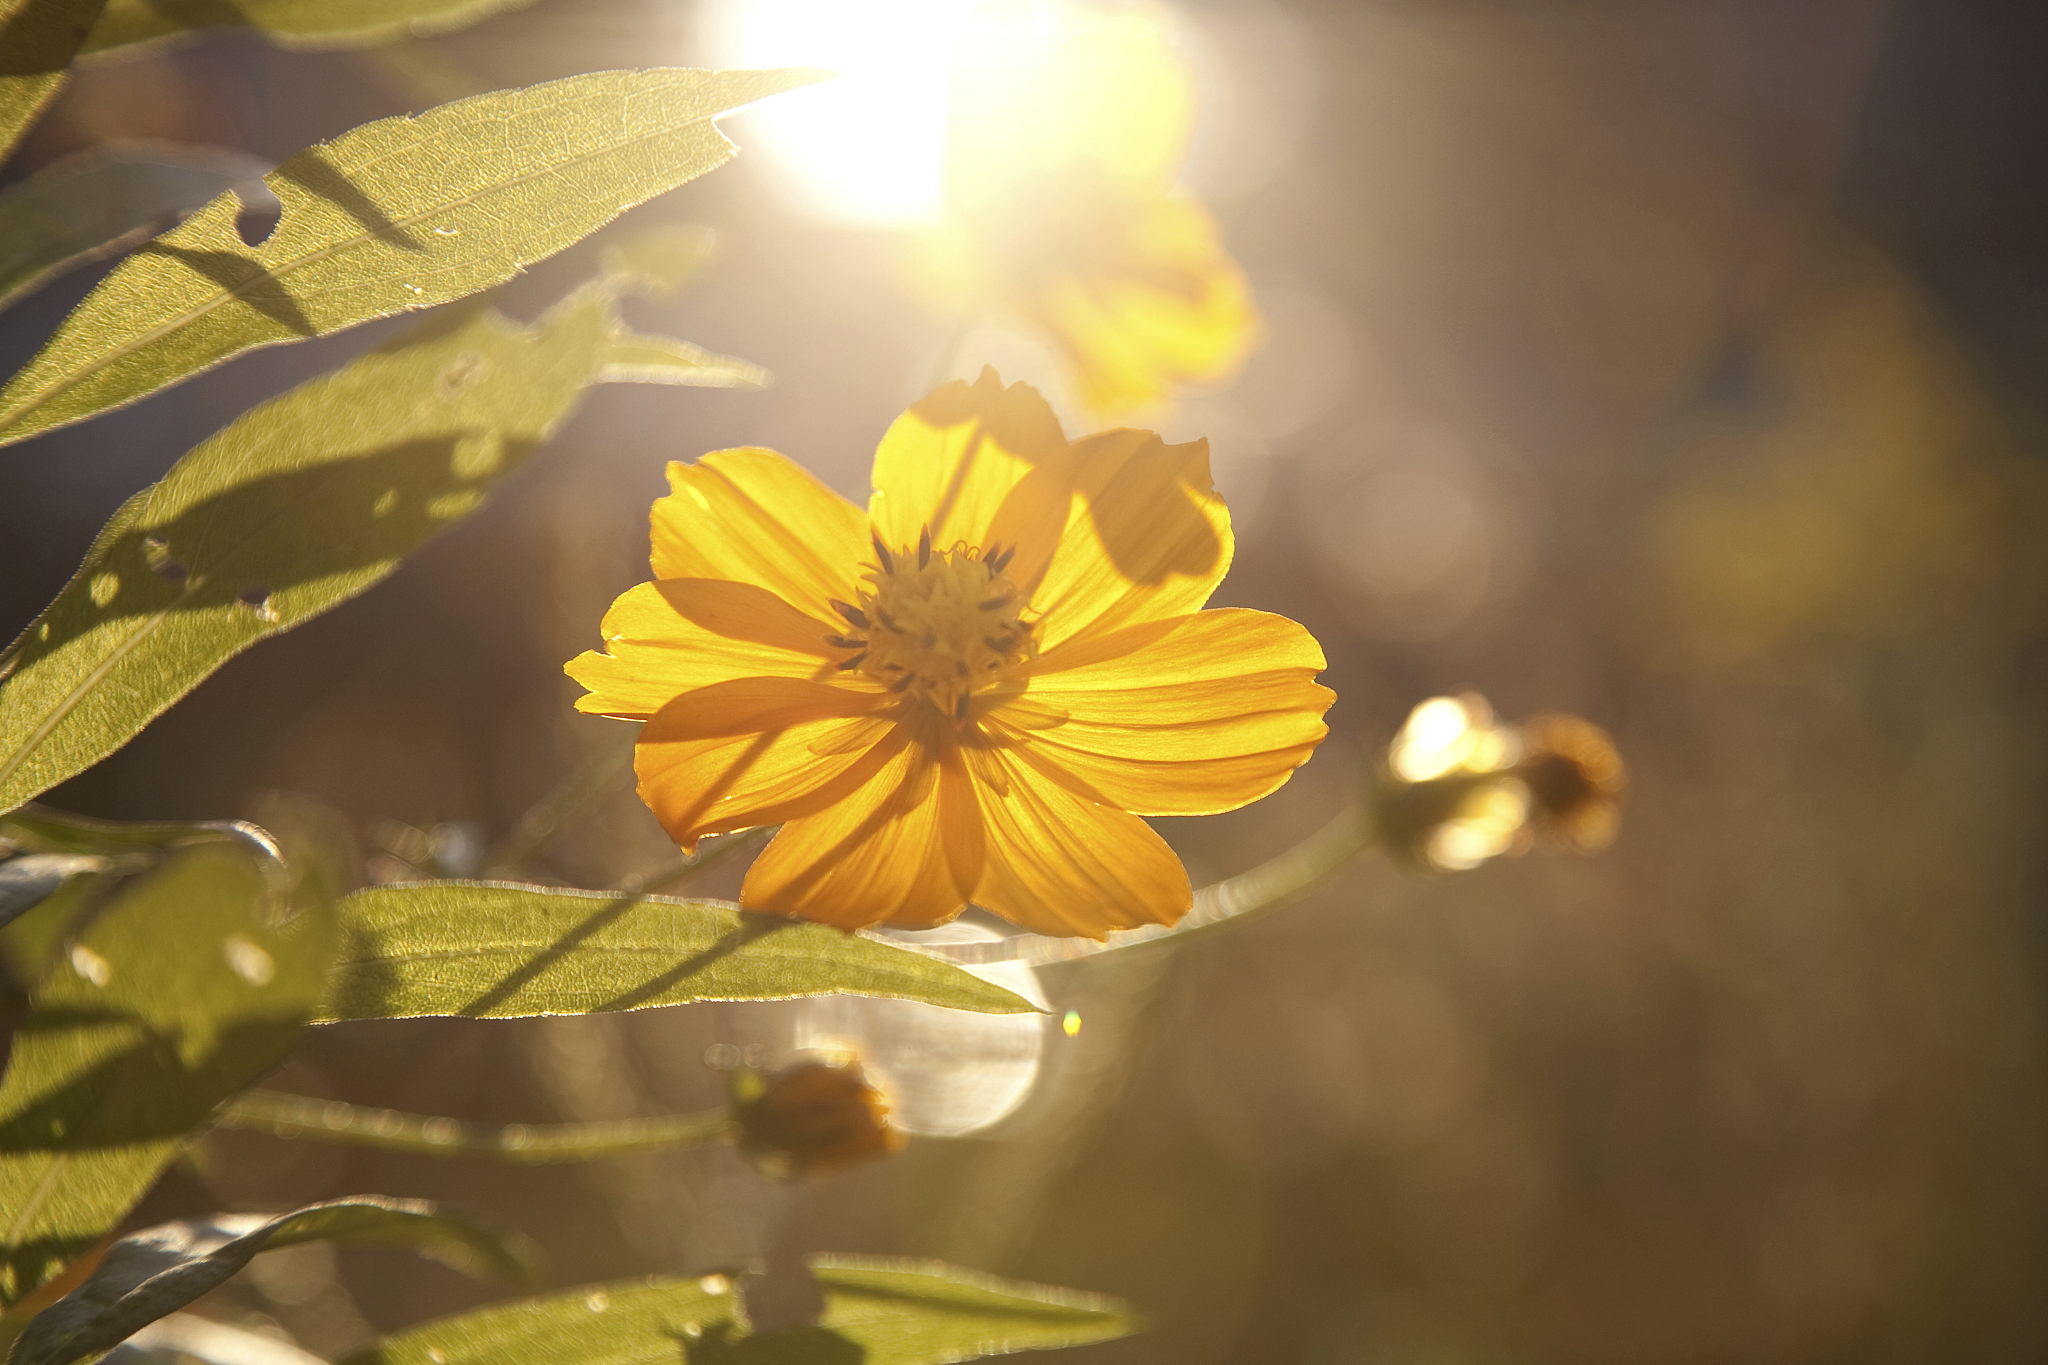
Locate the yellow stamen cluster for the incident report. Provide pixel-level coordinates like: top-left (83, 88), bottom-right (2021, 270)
top-left (824, 527), bottom-right (1035, 724)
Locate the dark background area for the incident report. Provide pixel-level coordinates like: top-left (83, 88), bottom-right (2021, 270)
top-left (6, 1), bottom-right (2048, 1361)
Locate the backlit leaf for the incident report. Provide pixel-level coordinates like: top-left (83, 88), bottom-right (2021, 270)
top-left (599, 331), bottom-right (767, 389)
top-left (325, 882), bottom-right (1040, 1022)
top-left (0, 66), bottom-right (821, 446)
top-left (0, 272), bottom-right (757, 813)
top-left (0, 0), bottom-right (107, 166)
top-left (83, 0), bottom-right (540, 53)
top-left (0, 832), bottom-right (337, 1307)
top-left (0, 142), bottom-right (272, 313)
top-left (11, 1197), bottom-right (538, 1365)
top-left (336, 1257), bottom-right (1136, 1365)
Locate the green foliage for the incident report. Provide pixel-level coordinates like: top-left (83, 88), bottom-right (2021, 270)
top-left (0, 276), bottom-right (755, 814)
top-left (0, 143), bottom-right (270, 313)
top-left (83, 0), bottom-right (542, 54)
top-left (324, 882), bottom-right (1040, 1021)
top-left (601, 331), bottom-right (769, 389)
top-left (9, 1197), bottom-right (538, 1365)
top-left (336, 1258), bottom-right (1136, 1365)
top-left (0, 0), bottom-right (107, 165)
top-left (0, 807), bottom-right (266, 938)
top-left (0, 66), bottom-right (821, 446)
top-left (0, 828), bottom-right (337, 1307)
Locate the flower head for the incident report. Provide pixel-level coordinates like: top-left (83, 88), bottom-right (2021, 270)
top-left (918, 5), bottom-right (1258, 415)
top-left (1373, 695), bottom-right (1626, 870)
top-left (1515, 714), bottom-right (1625, 851)
top-left (567, 368), bottom-right (1332, 935)
top-left (734, 1058), bottom-right (902, 1177)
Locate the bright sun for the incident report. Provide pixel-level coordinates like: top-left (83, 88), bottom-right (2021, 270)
top-left (700, 0), bottom-right (981, 227)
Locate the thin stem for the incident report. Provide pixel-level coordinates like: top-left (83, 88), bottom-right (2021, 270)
top-left (215, 1090), bottom-right (734, 1163)
top-left (907, 802), bottom-right (1375, 967)
top-left (619, 825), bottom-right (775, 896)
top-left (481, 728), bottom-right (637, 875)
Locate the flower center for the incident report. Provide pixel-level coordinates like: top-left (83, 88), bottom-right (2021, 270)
top-left (824, 527), bottom-right (1036, 724)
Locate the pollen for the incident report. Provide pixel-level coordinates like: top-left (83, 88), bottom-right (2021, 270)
top-left (829, 527), bottom-right (1035, 723)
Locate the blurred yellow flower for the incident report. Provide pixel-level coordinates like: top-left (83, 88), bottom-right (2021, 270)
top-left (919, 5), bottom-right (1258, 415)
top-left (567, 368), bottom-right (1331, 935)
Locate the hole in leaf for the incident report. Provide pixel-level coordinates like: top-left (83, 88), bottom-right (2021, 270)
top-left (232, 183), bottom-right (283, 248)
top-left (143, 536), bottom-right (187, 583)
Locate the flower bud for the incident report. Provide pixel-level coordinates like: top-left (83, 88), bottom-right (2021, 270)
top-left (1373, 694), bottom-right (1530, 871)
top-left (733, 1058), bottom-right (904, 1178)
top-left (1372, 695), bottom-right (1625, 871)
top-left (1514, 714), bottom-right (1625, 851)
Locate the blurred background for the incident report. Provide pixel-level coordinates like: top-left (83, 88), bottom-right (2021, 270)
top-left (6, 0), bottom-right (2048, 1360)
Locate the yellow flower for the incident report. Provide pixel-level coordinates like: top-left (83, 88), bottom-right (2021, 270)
top-left (919, 5), bottom-right (1258, 415)
top-left (567, 368), bottom-right (1332, 935)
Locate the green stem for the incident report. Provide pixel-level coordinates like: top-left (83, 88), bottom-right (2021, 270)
top-left (215, 1090), bottom-right (733, 1163)
top-left (618, 825), bottom-right (775, 895)
top-left (481, 729), bottom-right (637, 875)
top-left (914, 802), bottom-right (1375, 967)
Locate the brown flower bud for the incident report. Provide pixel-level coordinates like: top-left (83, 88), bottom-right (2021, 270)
top-left (1514, 714), bottom-right (1625, 850)
top-left (735, 1059), bottom-right (904, 1178)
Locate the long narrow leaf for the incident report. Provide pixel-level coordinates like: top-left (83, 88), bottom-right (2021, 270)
top-left (83, 0), bottom-right (541, 54)
top-left (0, 835), bottom-right (336, 1307)
top-left (0, 142), bottom-right (272, 313)
top-left (0, 66), bottom-right (820, 446)
top-left (0, 0), bottom-right (107, 166)
top-left (335, 1259), bottom-right (1136, 1365)
top-left (0, 274), bottom-right (752, 813)
top-left (11, 1198), bottom-right (538, 1365)
top-left (325, 882), bottom-right (1040, 1021)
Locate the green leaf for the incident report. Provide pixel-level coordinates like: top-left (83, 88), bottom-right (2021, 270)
top-left (600, 331), bottom-right (767, 389)
top-left (324, 882), bottom-right (1040, 1022)
top-left (0, 267), bottom-right (756, 813)
top-left (9, 1196), bottom-right (539, 1365)
top-left (0, 142), bottom-right (271, 313)
top-left (598, 224), bottom-right (716, 298)
top-left (82, 0), bottom-right (541, 53)
top-left (0, 807), bottom-right (281, 991)
top-left (336, 1258), bottom-right (1136, 1365)
top-left (0, 0), bottom-right (107, 167)
top-left (0, 66), bottom-right (821, 446)
top-left (0, 833), bottom-right (338, 1307)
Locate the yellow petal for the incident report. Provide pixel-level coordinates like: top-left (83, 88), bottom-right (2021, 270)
top-left (742, 731), bottom-right (984, 929)
top-left (567, 579), bottom-right (842, 720)
top-left (964, 743), bottom-right (1190, 937)
top-left (1036, 194), bottom-right (1259, 415)
top-left (636, 680), bottom-right (896, 851)
top-left (1000, 609), bottom-right (1330, 815)
top-left (867, 367), bottom-right (1067, 555)
top-left (652, 448), bottom-right (868, 623)
top-left (1022, 428), bottom-right (1232, 651)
